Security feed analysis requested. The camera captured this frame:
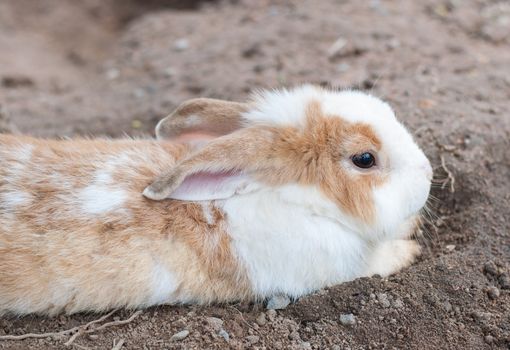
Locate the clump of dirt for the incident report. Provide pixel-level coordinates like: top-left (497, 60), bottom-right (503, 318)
top-left (0, 0), bottom-right (509, 349)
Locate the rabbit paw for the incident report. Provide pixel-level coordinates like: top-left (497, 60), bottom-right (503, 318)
top-left (365, 240), bottom-right (421, 277)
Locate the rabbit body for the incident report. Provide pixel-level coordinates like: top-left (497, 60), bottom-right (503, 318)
top-left (0, 86), bottom-right (430, 315)
top-left (0, 135), bottom-right (252, 315)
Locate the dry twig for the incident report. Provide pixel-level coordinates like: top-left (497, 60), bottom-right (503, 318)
top-left (0, 309), bottom-right (141, 347)
top-left (64, 310), bottom-right (117, 346)
top-left (440, 155), bottom-right (456, 193)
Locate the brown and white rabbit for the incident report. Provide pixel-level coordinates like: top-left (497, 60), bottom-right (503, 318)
top-left (0, 85), bottom-right (432, 315)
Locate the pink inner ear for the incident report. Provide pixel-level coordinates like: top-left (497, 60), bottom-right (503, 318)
top-left (173, 132), bottom-right (217, 143)
top-left (169, 170), bottom-right (250, 201)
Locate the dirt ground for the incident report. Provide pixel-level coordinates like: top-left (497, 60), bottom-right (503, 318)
top-left (0, 0), bottom-right (509, 349)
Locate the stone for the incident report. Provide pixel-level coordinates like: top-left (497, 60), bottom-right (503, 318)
top-left (377, 293), bottom-right (391, 308)
top-left (339, 313), bottom-right (356, 326)
top-left (206, 317), bottom-right (224, 331)
top-left (245, 335), bottom-right (260, 344)
top-left (266, 295), bottom-right (291, 310)
top-left (218, 329), bottom-right (229, 341)
top-left (487, 286), bottom-right (500, 300)
top-left (256, 313), bottom-right (267, 326)
top-left (171, 330), bottom-right (189, 341)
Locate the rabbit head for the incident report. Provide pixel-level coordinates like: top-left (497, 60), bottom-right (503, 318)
top-left (145, 85), bottom-right (432, 240)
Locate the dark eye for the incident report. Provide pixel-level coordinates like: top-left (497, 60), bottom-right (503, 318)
top-left (352, 152), bottom-right (376, 169)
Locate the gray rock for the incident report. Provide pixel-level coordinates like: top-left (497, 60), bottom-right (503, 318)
top-left (245, 335), bottom-right (260, 344)
top-left (339, 313), bottom-right (356, 326)
top-left (487, 286), bottom-right (500, 300)
top-left (171, 330), bottom-right (190, 341)
top-left (206, 317), bottom-right (224, 331)
top-left (483, 261), bottom-right (498, 276)
top-left (300, 341), bottom-right (312, 349)
top-left (218, 329), bottom-right (229, 341)
top-left (471, 311), bottom-right (492, 325)
top-left (499, 274), bottom-right (510, 289)
top-left (442, 301), bottom-right (453, 312)
top-left (377, 293), bottom-right (391, 308)
top-left (174, 38), bottom-right (189, 51)
top-left (266, 309), bottom-right (277, 321)
top-left (266, 295), bottom-right (291, 310)
top-left (392, 299), bottom-right (404, 309)
top-left (256, 313), bottom-right (267, 326)
top-left (289, 330), bottom-right (301, 340)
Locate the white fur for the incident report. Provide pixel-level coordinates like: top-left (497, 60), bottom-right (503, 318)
top-left (12, 145), bottom-right (33, 163)
top-left (144, 86), bottom-right (431, 300)
top-left (78, 169), bottom-right (127, 215)
top-left (1, 191), bottom-right (32, 208)
top-left (79, 178), bottom-right (127, 216)
top-left (244, 85), bottom-right (431, 239)
top-left (201, 203), bottom-right (215, 225)
top-left (219, 86), bottom-right (432, 296)
top-left (364, 239), bottom-right (421, 277)
top-left (0, 85), bottom-right (431, 314)
top-left (223, 185), bottom-right (368, 297)
top-left (147, 261), bottom-right (177, 305)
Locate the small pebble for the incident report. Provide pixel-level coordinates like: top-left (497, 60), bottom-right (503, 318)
top-left (133, 88), bottom-right (145, 99)
top-left (484, 335), bottom-right (494, 344)
top-left (442, 301), bottom-right (453, 312)
top-left (483, 261), bottom-right (498, 276)
top-left (445, 244), bottom-right (456, 252)
top-left (105, 68), bottom-right (119, 80)
top-left (218, 329), bottom-right (229, 341)
top-left (339, 313), bottom-right (356, 326)
top-left (163, 67), bottom-right (177, 77)
top-left (171, 330), bottom-right (189, 341)
top-left (487, 286), bottom-right (500, 300)
top-left (499, 274), bottom-right (510, 289)
top-left (206, 317), bottom-right (224, 331)
top-left (131, 119), bottom-right (142, 129)
top-left (289, 330), bottom-right (301, 340)
top-left (174, 38), bottom-right (189, 51)
top-left (300, 341), bottom-right (312, 349)
top-left (377, 293), bottom-right (391, 308)
top-left (245, 335), bottom-right (260, 344)
top-left (256, 313), bottom-right (267, 326)
top-left (471, 311), bottom-right (492, 324)
top-left (392, 299), bottom-right (404, 309)
top-left (266, 295), bottom-right (291, 310)
top-left (266, 309), bottom-right (277, 321)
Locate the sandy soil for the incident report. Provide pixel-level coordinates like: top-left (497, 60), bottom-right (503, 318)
top-left (0, 0), bottom-right (509, 349)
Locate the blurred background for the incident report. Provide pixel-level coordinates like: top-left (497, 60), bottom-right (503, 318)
top-left (0, 0), bottom-right (507, 139)
top-left (0, 1), bottom-right (509, 349)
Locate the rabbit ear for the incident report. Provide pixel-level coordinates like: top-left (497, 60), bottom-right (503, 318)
top-left (155, 98), bottom-right (249, 143)
top-left (160, 170), bottom-right (254, 201)
top-left (143, 127), bottom-right (279, 201)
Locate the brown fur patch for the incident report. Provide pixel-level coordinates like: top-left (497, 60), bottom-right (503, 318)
top-left (149, 100), bottom-right (386, 223)
top-left (0, 134), bottom-right (250, 315)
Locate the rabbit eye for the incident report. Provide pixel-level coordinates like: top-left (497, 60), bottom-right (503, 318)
top-left (352, 152), bottom-right (376, 169)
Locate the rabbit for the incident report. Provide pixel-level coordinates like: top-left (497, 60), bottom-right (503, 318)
top-left (0, 85), bottom-right (432, 315)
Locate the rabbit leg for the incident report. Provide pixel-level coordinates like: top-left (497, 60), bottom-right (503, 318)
top-left (364, 240), bottom-right (421, 277)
